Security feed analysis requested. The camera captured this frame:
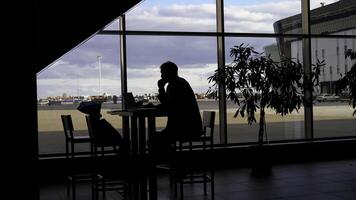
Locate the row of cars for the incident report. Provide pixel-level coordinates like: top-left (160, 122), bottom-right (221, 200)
top-left (315, 93), bottom-right (346, 102)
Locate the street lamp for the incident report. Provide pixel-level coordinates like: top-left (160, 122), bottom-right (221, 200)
top-left (97, 55), bottom-right (102, 96)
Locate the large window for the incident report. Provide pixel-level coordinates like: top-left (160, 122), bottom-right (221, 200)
top-left (37, 0), bottom-right (356, 155)
top-left (126, 35), bottom-right (220, 141)
top-left (311, 37), bottom-right (356, 138)
top-left (224, 37), bottom-right (305, 143)
top-left (37, 35), bottom-right (122, 155)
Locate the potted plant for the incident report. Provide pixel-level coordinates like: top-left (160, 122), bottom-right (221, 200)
top-left (207, 43), bottom-right (324, 175)
top-left (337, 49), bottom-right (356, 116)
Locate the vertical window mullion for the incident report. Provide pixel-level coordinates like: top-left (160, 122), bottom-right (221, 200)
top-left (216, 0), bottom-right (227, 145)
top-left (119, 15), bottom-right (128, 109)
top-left (302, 0), bottom-right (313, 140)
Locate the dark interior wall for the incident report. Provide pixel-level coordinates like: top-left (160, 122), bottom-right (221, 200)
top-left (4, 60), bottom-right (39, 198)
top-left (4, 1), bottom-right (142, 199)
top-left (36, 0), bottom-right (141, 73)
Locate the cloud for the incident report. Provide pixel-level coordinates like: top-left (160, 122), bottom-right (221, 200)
top-left (126, 36), bottom-right (217, 68)
top-left (126, 63), bottom-right (217, 95)
top-left (38, 59), bottom-right (120, 79)
top-left (126, 0), bottom-right (339, 33)
top-left (158, 4), bottom-right (216, 19)
top-left (126, 4), bottom-right (216, 31)
top-left (126, 1), bottom-right (304, 33)
top-left (55, 35), bottom-right (120, 67)
top-left (37, 0), bottom-right (341, 98)
top-left (224, 1), bottom-right (302, 32)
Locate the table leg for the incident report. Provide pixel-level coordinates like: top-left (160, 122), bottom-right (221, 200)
top-left (140, 172), bottom-right (148, 200)
top-left (122, 116), bottom-right (130, 141)
top-left (121, 116), bottom-right (130, 154)
top-left (148, 167), bottom-right (157, 200)
top-left (138, 116), bottom-right (146, 155)
top-left (147, 117), bottom-right (156, 156)
top-left (147, 116), bottom-right (157, 200)
top-left (130, 116), bottom-right (138, 156)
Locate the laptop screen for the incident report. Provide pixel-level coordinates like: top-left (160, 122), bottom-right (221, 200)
top-left (124, 92), bottom-right (137, 110)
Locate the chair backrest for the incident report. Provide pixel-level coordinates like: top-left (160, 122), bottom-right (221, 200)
top-left (85, 115), bottom-right (96, 140)
top-left (61, 115), bottom-right (74, 139)
top-left (202, 111), bottom-right (215, 141)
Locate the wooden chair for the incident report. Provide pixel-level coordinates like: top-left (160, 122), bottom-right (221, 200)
top-left (61, 115), bottom-right (93, 200)
top-left (85, 115), bottom-right (131, 199)
top-left (91, 170), bottom-right (131, 200)
top-left (61, 115), bottom-right (92, 159)
top-left (170, 111), bottom-right (216, 200)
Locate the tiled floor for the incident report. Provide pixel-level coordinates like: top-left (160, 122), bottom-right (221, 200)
top-left (40, 159), bottom-right (356, 200)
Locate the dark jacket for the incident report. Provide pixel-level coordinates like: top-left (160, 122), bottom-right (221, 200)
top-left (158, 77), bottom-right (202, 141)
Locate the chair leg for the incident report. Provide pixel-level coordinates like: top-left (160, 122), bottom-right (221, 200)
top-left (211, 170), bottom-right (215, 200)
top-left (91, 177), bottom-right (95, 200)
top-left (90, 144), bottom-right (94, 157)
top-left (102, 177), bottom-right (106, 199)
top-left (71, 176), bottom-right (76, 200)
top-left (71, 143), bottom-right (75, 159)
top-left (203, 170), bottom-right (207, 195)
top-left (179, 179), bottom-right (183, 200)
top-left (65, 141), bottom-right (69, 159)
top-left (92, 175), bottom-right (99, 200)
top-left (66, 177), bottom-right (71, 197)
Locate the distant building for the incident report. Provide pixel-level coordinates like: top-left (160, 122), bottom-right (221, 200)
top-left (271, 0), bottom-right (356, 94)
top-left (264, 43), bottom-right (281, 63)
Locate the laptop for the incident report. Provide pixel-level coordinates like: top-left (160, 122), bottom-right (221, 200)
top-left (123, 92), bottom-right (137, 110)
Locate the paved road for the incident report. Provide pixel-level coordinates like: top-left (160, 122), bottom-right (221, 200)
top-left (37, 100), bottom-right (352, 110)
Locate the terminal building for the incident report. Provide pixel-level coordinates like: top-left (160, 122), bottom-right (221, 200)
top-left (270, 0), bottom-right (356, 94)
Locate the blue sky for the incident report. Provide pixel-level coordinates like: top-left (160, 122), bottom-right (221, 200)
top-left (36, 0), bottom-right (339, 99)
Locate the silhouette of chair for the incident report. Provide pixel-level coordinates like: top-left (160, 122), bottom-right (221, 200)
top-left (85, 115), bottom-right (131, 199)
top-left (85, 115), bottom-right (123, 156)
top-left (61, 115), bottom-right (93, 200)
top-left (61, 115), bottom-right (92, 159)
top-left (170, 111), bottom-right (215, 200)
top-left (91, 167), bottom-right (131, 200)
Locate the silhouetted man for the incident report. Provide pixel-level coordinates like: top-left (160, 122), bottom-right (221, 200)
top-left (152, 61), bottom-right (202, 159)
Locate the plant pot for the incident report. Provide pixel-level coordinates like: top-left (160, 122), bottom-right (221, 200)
top-left (249, 144), bottom-right (272, 177)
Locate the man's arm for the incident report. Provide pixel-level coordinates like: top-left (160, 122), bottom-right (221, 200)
top-left (157, 79), bottom-right (168, 104)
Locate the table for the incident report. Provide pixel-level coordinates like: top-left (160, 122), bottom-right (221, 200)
top-left (108, 107), bottom-right (167, 200)
top-left (108, 108), bottom-right (166, 156)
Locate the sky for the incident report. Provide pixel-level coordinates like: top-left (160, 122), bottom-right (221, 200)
top-left (36, 0), bottom-right (339, 99)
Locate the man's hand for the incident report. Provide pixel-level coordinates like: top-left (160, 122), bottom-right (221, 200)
top-left (158, 79), bottom-right (168, 89)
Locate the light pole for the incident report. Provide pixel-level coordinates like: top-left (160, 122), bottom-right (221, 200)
top-left (97, 55), bottom-right (102, 96)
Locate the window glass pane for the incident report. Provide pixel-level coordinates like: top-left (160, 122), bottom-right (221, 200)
top-left (311, 37), bottom-right (356, 138)
top-left (37, 35), bottom-right (121, 154)
top-left (103, 18), bottom-right (120, 31)
top-left (224, 0), bottom-right (301, 34)
top-left (126, 0), bottom-right (216, 32)
top-left (225, 37), bottom-right (305, 144)
top-left (310, 0), bottom-right (356, 35)
top-left (126, 35), bottom-right (220, 142)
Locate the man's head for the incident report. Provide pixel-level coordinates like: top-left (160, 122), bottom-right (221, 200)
top-left (160, 61), bottom-right (178, 81)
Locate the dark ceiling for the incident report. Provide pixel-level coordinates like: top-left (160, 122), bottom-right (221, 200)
top-left (35, 0), bottom-right (141, 73)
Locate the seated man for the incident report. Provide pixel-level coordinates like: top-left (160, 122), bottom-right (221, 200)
top-left (152, 61), bottom-right (203, 159)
